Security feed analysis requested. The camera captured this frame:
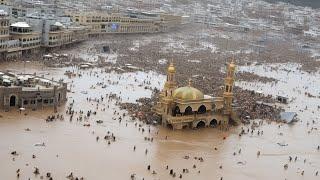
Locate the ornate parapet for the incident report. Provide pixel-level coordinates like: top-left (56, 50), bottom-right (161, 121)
top-left (165, 112), bottom-right (226, 130)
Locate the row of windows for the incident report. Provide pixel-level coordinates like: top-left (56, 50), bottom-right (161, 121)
top-left (23, 98), bottom-right (54, 105)
top-left (0, 20), bottom-right (9, 27)
top-left (225, 85), bottom-right (233, 93)
top-left (119, 27), bottom-right (154, 32)
top-left (49, 36), bottom-right (58, 40)
top-left (49, 41), bottom-right (58, 46)
top-left (49, 35), bottom-right (72, 40)
top-left (103, 25), bottom-right (155, 33)
top-left (10, 27), bottom-right (32, 33)
top-left (49, 36), bottom-right (74, 45)
top-left (8, 43), bottom-right (19, 49)
top-left (0, 39), bottom-right (7, 49)
top-left (0, 39), bottom-right (7, 43)
top-left (20, 37), bottom-right (41, 42)
top-left (75, 16), bottom-right (151, 24)
top-left (22, 42), bottom-right (40, 48)
top-left (0, 29), bottom-right (9, 35)
top-left (0, 44), bottom-right (7, 49)
top-left (86, 19), bottom-right (151, 24)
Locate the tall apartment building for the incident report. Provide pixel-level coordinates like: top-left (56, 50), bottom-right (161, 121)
top-left (0, 9), bottom-right (10, 59)
top-left (9, 21), bottom-right (41, 54)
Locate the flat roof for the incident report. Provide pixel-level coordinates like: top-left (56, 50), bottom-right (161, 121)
top-left (280, 112), bottom-right (297, 123)
top-left (0, 10), bottom-right (8, 16)
top-left (11, 22), bottom-right (31, 28)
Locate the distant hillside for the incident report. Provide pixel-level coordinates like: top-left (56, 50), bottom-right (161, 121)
top-left (265, 0), bottom-right (320, 8)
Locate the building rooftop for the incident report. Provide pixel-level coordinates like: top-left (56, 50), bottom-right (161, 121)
top-left (10, 22), bottom-right (31, 28)
top-left (54, 22), bottom-right (64, 27)
top-left (0, 10), bottom-right (8, 16)
top-left (0, 71), bottom-right (62, 90)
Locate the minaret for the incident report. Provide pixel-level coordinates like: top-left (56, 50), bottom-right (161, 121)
top-left (159, 62), bottom-right (177, 116)
top-left (162, 62), bottom-right (177, 99)
top-left (223, 60), bottom-right (236, 114)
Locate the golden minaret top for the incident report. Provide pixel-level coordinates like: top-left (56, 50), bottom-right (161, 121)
top-left (167, 62), bottom-right (176, 73)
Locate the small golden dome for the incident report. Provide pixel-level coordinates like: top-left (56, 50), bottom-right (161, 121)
top-left (167, 63), bottom-right (176, 73)
top-left (173, 86), bottom-right (204, 101)
top-left (229, 61), bottom-right (236, 70)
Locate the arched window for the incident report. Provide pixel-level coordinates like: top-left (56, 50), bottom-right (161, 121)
top-left (196, 121), bottom-right (206, 128)
top-left (198, 105), bottom-right (206, 114)
top-left (210, 119), bottom-right (218, 127)
top-left (173, 106), bottom-right (180, 116)
top-left (184, 106), bottom-right (193, 115)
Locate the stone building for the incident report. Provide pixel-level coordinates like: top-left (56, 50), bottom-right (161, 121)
top-left (0, 71), bottom-right (67, 111)
top-left (66, 12), bottom-right (182, 35)
top-left (0, 4), bottom-right (89, 60)
top-left (0, 9), bottom-right (10, 59)
top-left (0, 0), bottom-right (7, 6)
top-left (9, 21), bottom-right (41, 55)
top-left (154, 61), bottom-right (238, 130)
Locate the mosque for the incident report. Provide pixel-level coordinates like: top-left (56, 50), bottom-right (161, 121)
top-left (154, 61), bottom-right (237, 130)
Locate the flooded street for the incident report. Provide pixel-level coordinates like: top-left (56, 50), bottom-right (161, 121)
top-left (0, 61), bottom-right (319, 180)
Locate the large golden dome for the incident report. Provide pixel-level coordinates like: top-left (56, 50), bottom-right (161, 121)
top-left (173, 86), bottom-right (204, 101)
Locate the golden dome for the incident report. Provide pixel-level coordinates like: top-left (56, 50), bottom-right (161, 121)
top-left (173, 86), bottom-right (204, 101)
top-left (167, 63), bottom-right (176, 73)
top-left (229, 60), bottom-right (236, 70)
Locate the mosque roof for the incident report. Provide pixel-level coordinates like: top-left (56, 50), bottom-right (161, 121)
top-left (173, 80), bottom-right (204, 101)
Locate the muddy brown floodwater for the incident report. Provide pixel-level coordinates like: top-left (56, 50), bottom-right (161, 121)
top-left (0, 62), bottom-right (319, 180)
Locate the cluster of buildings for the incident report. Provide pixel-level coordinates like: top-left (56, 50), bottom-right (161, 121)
top-left (67, 11), bottom-right (182, 35)
top-left (0, 0), bottom-right (90, 60)
top-left (154, 61), bottom-right (238, 130)
top-left (0, 0), bottom-right (183, 60)
top-left (184, 0), bottom-right (320, 38)
top-left (0, 71), bottom-right (67, 111)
